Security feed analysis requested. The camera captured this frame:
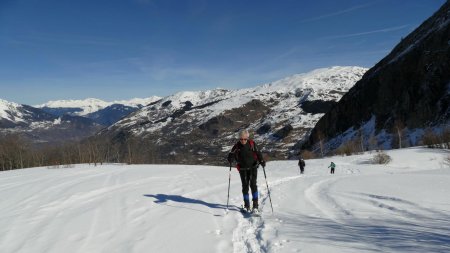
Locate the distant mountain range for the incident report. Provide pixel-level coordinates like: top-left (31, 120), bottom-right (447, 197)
top-left (36, 97), bottom-right (161, 126)
top-left (98, 66), bottom-right (367, 163)
top-left (0, 97), bottom-right (161, 143)
top-left (0, 99), bottom-right (102, 143)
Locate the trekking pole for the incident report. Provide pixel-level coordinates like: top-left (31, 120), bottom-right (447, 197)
top-left (262, 165), bottom-right (274, 214)
top-left (226, 162), bottom-right (232, 211)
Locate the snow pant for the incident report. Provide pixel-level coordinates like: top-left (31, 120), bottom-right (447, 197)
top-left (331, 168), bottom-right (335, 174)
top-left (300, 166), bottom-right (304, 174)
top-left (239, 166), bottom-right (258, 207)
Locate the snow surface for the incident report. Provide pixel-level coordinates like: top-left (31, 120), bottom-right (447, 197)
top-left (35, 97), bottom-right (161, 116)
top-left (1, 147), bottom-right (449, 253)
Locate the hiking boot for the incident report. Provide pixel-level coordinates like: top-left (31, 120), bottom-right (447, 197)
top-left (252, 200), bottom-right (259, 209)
top-left (241, 204), bottom-right (251, 213)
top-left (244, 200), bottom-right (250, 210)
top-left (251, 207), bottom-right (260, 215)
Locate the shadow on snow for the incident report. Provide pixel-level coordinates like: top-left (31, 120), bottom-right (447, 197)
top-left (143, 194), bottom-right (240, 214)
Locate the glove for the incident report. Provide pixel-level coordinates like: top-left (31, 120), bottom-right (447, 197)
top-left (227, 153), bottom-right (234, 164)
top-left (260, 160), bottom-right (266, 168)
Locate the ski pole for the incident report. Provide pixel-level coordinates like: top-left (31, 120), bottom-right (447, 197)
top-left (226, 162), bottom-right (232, 210)
top-left (262, 165), bottom-right (274, 214)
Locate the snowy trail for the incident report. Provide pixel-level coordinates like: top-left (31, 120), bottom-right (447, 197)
top-left (1, 148), bottom-right (450, 253)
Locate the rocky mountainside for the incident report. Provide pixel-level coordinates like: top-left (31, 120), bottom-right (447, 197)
top-left (0, 99), bottom-right (102, 143)
top-left (36, 97), bottom-right (161, 126)
top-left (304, 2), bottom-right (450, 153)
top-left (99, 66), bottom-right (367, 164)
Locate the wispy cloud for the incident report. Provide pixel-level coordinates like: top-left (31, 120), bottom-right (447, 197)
top-left (299, 2), bottom-right (376, 23)
top-left (324, 25), bottom-right (410, 39)
top-left (5, 32), bottom-right (123, 47)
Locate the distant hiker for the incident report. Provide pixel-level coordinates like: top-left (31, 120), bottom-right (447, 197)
top-left (298, 156), bottom-right (305, 174)
top-left (328, 162), bottom-right (336, 174)
top-left (227, 129), bottom-right (266, 213)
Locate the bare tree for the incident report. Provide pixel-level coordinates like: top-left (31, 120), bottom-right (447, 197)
top-left (422, 128), bottom-right (440, 148)
top-left (0, 142), bottom-right (5, 171)
top-left (358, 129), bottom-right (365, 153)
top-left (368, 133), bottom-right (378, 151)
top-left (300, 150), bottom-right (316, 159)
top-left (394, 119), bottom-right (405, 149)
top-left (335, 139), bottom-right (359, 156)
top-left (316, 130), bottom-right (325, 158)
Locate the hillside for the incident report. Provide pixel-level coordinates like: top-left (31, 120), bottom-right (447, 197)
top-left (305, 2), bottom-right (450, 153)
top-left (36, 97), bottom-right (161, 117)
top-left (0, 147), bottom-right (449, 253)
top-left (0, 99), bottom-right (102, 143)
top-left (99, 66), bottom-right (367, 164)
top-left (36, 97), bottom-right (162, 127)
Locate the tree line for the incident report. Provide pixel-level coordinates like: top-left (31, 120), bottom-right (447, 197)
top-left (307, 126), bottom-right (450, 158)
top-left (0, 134), bottom-right (167, 171)
top-left (1, 126), bottom-right (449, 171)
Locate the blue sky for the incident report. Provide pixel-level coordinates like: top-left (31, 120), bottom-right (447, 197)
top-left (0, 0), bottom-right (446, 105)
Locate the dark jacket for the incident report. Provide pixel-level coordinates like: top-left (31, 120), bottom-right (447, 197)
top-left (229, 139), bottom-right (264, 170)
top-left (298, 159), bottom-right (305, 168)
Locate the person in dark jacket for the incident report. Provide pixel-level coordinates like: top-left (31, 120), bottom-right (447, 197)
top-left (227, 129), bottom-right (265, 212)
top-left (298, 156), bottom-right (305, 174)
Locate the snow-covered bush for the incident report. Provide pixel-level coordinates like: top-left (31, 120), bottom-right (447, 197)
top-left (444, 154), bottom-right (450, 168)
top-left (372, 151), bottom-right (392, 164)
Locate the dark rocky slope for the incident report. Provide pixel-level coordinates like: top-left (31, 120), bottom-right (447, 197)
top-left (304, 2), bottom-right (450, 153)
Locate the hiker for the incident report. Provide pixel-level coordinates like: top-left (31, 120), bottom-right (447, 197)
top-left (328, 162), bottom-right (336, 174)
top-left (298, 155), bottom-right (305, 174)
top-left (227, 129), bottom-right (266, 213)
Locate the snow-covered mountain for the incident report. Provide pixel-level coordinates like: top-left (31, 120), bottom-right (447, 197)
top-left (100, 66), bottom-right (367, 164)
top-left (36, 96), bottom-right (161, 116)
top-left (1, 147), bottom-right (448, 253)
top-left (36, 98), bottom-right (111, 116)
top-left (0, 99), bottom-right (102, 143)
top-left (36, 96), bottom-right (161, 126)
top-left (1, 99), bottom-right (55, 128)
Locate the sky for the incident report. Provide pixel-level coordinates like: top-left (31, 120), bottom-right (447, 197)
top-left (0, 0), bottom-right (446, 105)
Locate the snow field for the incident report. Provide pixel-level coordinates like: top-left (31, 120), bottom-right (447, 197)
top-left (0, 147), bottom-right (449, 253)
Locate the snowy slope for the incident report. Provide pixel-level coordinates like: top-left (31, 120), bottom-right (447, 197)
top-left (0, 99), bottom-right (38, 124)
top-left (114, 66), bottom-right (365, 132)
top-left (101, 66), bottom-right (367, 162)
top-left (36, 96), bottom-right (161, 116)
top-left (0, 98), bottom-right (102, 142)
top-left (1, 147), bottom-right (449, 253)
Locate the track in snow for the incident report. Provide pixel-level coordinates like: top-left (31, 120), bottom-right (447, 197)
top-left (0, 148), bottom-right (449, 253)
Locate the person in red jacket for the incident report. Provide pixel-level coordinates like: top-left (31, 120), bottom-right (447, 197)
top-left (228, 129), bottom-right (265, 213)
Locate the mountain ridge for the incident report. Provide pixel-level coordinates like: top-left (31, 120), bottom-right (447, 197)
top-left (304, 1), bottom-right (450, 153)
top-left (36, 96), bottom-right (161, 116)
top-left (0, 98), bottom-right (102, 143)
top-left (98, 66), bottom-right (368, 164)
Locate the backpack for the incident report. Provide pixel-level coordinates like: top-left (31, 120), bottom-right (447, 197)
top-left (234, 139), bottom-right (258, 160)
top-left (233, 139), bottom-right (259, 171)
